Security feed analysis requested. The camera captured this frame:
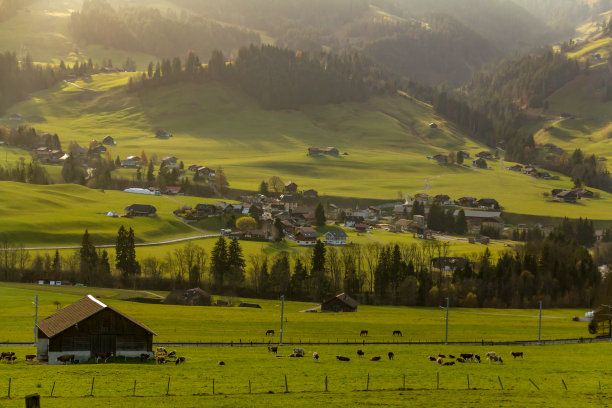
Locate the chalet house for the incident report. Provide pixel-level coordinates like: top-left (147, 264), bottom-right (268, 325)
top-left (524, 166), bottom-right (537, 175)
top-left (457, 197), bottom-right (477, 207)
top-left (454, 210), bottom-right (504, 232)
top-left (303, 189), bottom-right (318, 198)
top-left (476, 151), bottom-right (493, 159)
top-left (414, 193), bottom-right (429, 203)
top-left (325, 230), bottom-right (348, 245)
top-left (195, 203), bottom-right (216, 217)
top-left (197, 167), bottom-right (215, 178)
top-left (280, 219), bottom-right (297, 234)
top-left (472, 157), bottom-right (487, 169)
top-left (572, 188), bottom-right (594, 199)
top-left (413, 215), bottom-right (426, 227)
top-left (432, 154), bottom-right (448, 164)
top-left (395, 218), bottom-right (420, 232)
top-left (321, 293), bottom-right (359, 312)
top-left (155, 130), bottom-right (172, 139)
top-left (284, 181), bottom-right (298, 193)
top-left (102, 136), bottom-right (116, 146)
top-left (354, 223), bottom-right (368, 233)
top-left (161, 156), bottom-right (178, 169)
top-left (508, 164), bottom-right (523, 172)
top-left (477, 198), bottom-right (500, 210)
top-left (429, 122), bottom-right (438, 129)
top-left (37, 295), bottom-right (156, 364)
top-left (164, 288), bottom-right (211, 306)
top-left (293, 227), bottom-right (318, 245)
top-left (280, 194), bottom-right (298, 210)
top-left (188, 164), bottom-right (199, 172)
top-left (344, 215), bottom-right (364, 228)
top-left (536, 171), bottom-right (551, 179)
top-left (9, 113), bottom-right (22, 121)
top-left (459, 150), bottom-right (470, 159)
top-left (308, 147), bottom-right (339, 156)
top-left (90, 145), bottom-right (107, 155)
top-left (121, 156), bottom-right (141, 168)
top-left (433, 195), bottom-right (452, 205)
top-left (555, 190), bottom-right (577, 203)
top-left (163, 186), bottom-right (182, 195)
top-left (125, 204), bottom-right (157, 217)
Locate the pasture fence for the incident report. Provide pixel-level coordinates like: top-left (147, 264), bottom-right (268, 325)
top-left (0, 371), bottom-right (606, 401)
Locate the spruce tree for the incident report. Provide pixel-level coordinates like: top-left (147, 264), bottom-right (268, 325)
top-left (227, 239), bottom-right (246, 288)
top-left (211, 236), bottom-right (228, 291)
top-left (315, 202), bottom-right (326, 227)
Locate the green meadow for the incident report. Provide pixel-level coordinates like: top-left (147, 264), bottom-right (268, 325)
top-left (0, 283), bottom-right (591, 344)
top-left (0, 283), bottom-right (607, 407)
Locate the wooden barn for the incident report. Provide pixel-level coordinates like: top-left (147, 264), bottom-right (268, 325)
top-left (321, 293), bottom-right (359, 312)
top-left (590, 305), bottom-right (612, 337)
top-left (37, 295), bottom-right (156, 365)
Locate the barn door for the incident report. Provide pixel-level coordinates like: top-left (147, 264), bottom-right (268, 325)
top-left (92, 335), bottom-right (116, 354)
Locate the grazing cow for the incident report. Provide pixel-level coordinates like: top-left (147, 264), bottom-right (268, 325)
top-left (56, 354), bottom-right (75, 365)
top-left (6, 356), bottom-right (17, 364)
top-left (268, 346), bottom-right (278, 354)
top-left (437, 354), bottom-right (446, 359)
top-left (357, 349), bottom-right (365, 357)
top-left (449, 354), bottom-right (455, 359)
top-left (140, 353), bottom-right (151, 362)
top-left (370, 356), bottom-right (382, 361)
top-left (488, 355), bottom-right (503, 364)
top-left (485, 351), bottom-right (496, 358)
top-left (428, 356), bottom-right (437, 362)
top-left (443, 361), bottom-right (455, 366)
top-left (265, 330), bottom-right (275, 336)
top-left (1, 352), bottom-right (15, 359)
top-left (460, 353), bottom-right (474, 361)
top-left (156, 347), bottom-right (167, 355)
top-left (156, 356), bottom-right (166, 365)
top-left (437, 357), bottom-right (443, 365)
top-left (336, 356), bottom-right (350, 362)
top-left (392, 330), bottom-right (402, 337)
top-left (175, 357), bottom-right (186, 365)
top-left (313, 352), bottom-right (319, 361)
top-left (456, 358), bottom-right (465, 363)
top-left (388, 352), bottom-right (394, 360)
top-left (95, 352), bottom-right (113, 363)
top-left (218, 361), bottom-right (225, 366)
top-left (474, 355), bottom-right (481, 363)
top-left (360, 330), bottom-right (368, 337)
top-left (167, 350), bottom-right (177, 358)
top-left (293, 348), bottom-right (305, 357)
top-left (511, 351), bottom-right (524, 360)
top-left (25, 355), bottom-right (36, 362)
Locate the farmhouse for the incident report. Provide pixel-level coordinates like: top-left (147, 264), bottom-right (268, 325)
top-left (284, 181), bottom-right (298, 193)
top-left (590, 305), bottom-right (612, 337)
top-left (37, 295), bottom-right (156, 364)
top-left (476, 151), bottom-right (493, 159)
top-left (164, 288), bottom-right (211, 306)
top-left (414, 193), bottom-right (429, 203)
top-left (308, 146), bottom-right (339, 156)
top-left (102, 136), bottom-right (116, 145)
top-left (472, 157), bottom-right (487, 169)
top-left (121, 156), bottom-right (141, 168)
top-left (555, 190), bottom-right (577, 203)
top-left (161, 156), bottom-right (178, 169)
top-left (454, 210), bottom-right (504, 232)
top-left (344, 215), bottom-right (364, 228)
top-left (508, 164), bottom-right (523, 172)
top-left (433, 195), bottom-right (452, 205)
top-left (303, 189), bottom-right (319, 198)
top-left (293, 227), bottom-right (318, 245)
top-left (325, 230), bottom-right (348, 245)
top-left (477, 198), bottom-right (500, 210)
top-left (321, 293), bottom-right (359, 312)
top-left (432, 154), bottom-right (448, 164)
top-left (125, 204), bottom-right (157, 217)
top-left (155, 130), bottom-right (172, 139)
top-left (457, 197), bottom-right (477, 207)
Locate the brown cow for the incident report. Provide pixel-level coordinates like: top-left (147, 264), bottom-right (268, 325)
top-left (265, 330), bottom-right (275, 336)
top-left (336, 356), bottom-right (350, 361)
top-left (156, 356), bottom-right (166, 365)
top-left (360, 330), bottom-right (368, 337)
top-left (488, 355), bottom-right (503, 364)
top-left (95, 352), bottom-right (113, 363)
top-left (370, 356), bottom-right (382, 361)
top-left (25, 355), bottom-right (36, 362)
top-left (57, 354), bottom-right (75, 364)
top-left (388, 352), bottom-right (394, 360)
top-left (511, 351), bottom-right (524, 360)
top-left (437, 357), bottom-right (443, 365)
top-left (175, 357), bottom-right (186, 365)
top-left (357, 349), bottom-right (365, 357)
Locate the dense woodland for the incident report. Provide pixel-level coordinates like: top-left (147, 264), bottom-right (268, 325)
top-left (70, 0), bottom-right (260, 60)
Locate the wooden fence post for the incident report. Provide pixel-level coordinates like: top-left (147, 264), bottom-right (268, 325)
top-left (133, 380), bottom-right (137, 396)
top-left (367, 373), bottom-right (370, 391)
top-left (7, 378), bottom-right (11, 398)
top-left (529, 378), bottom-right (540, 391)
top-left (50, 381), bottom-right (55, 397)
top-left (325, 376), bottom-right (328, 392)
top-left (212, 378), bottom-right (215, 395)
top-left (249, 379), bottom-right (251, 394)
top-left (403, 374), bottom-right (405, 391)
top-left (437, 372), bottom-right (439, 390)
top-left (562, 379), bottom-right (567, 390)
top-left (498, 376), bottom-right (503, 390)
top-left (90, 377), bottom-right (95, 397)
top-left (166, 376), bottom-right (171, 396)
top-left (284, 375), bottom-right (288, 393)
top-left (467, 374), bottom-right (470, 390)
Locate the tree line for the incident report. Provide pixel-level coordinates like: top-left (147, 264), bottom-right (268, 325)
top-left (69, 0), bottom-right (260, 60)
top-left (0, 227), bottom-right (604, 308)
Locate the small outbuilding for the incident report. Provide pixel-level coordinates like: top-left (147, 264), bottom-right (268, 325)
top-left (125, 204), bottom-right (157, 217)
top-left (321, 293), bottom-right (359, 312)
top-left (37, 295), bottom-right (156, 364)
top-left (163, 288), bottom-right (211, 306)
top-left (238, 302), bottom-right (262, 309)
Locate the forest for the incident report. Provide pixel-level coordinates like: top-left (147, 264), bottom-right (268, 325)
top-left (69, 0), bottom-right (260, 59)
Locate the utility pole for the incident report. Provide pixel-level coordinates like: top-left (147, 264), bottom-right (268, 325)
top-left (445, 297), bottom-right (449, 345)
top-left (538, 300), bottom-right (542, 344)
top-left (33, 295), bottom-right (38, 345)
top-left (279, 295), bottom-right (285, 346)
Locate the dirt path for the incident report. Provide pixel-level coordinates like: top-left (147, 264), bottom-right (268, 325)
top-left (141, 290), bottom-right (164, 299)
top-left (63, 80), bottom-right (100, 92)
top-left (365, 230), bottom-right (389, 246)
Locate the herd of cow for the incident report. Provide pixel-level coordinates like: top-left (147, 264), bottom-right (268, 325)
top-left (1, 351), bottom-right (35, 364)
top-left (429, 351), bottom-right (524, 366)
top-left (267, 346), bottom-right (395, 362)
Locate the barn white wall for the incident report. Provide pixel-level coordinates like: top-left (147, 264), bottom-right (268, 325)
top-left (36, 339), bottom-right (49, 361)
top-left (48, 351), bottom-right (91, 365)
top-left (116, 350), bottom-right (152, 358)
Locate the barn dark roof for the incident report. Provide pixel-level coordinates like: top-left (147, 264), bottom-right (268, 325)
top-left (37, 295), bottom-right (156, 338)
top-left (323, 293), bottom-right (359, 308)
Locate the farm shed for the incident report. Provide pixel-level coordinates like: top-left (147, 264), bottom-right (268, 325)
top-left (321, 293), bottom-right (359, 312)
top-left (164, 288), bottom-right (211, 306)
top-left (590, 305), bottom-right (612, 337)
top-left (37, 295), bottom-right (156, 365)
top-left (125, 204), bottom-right (157, 217)
top-left (238, 302), bottom-right (262, 308)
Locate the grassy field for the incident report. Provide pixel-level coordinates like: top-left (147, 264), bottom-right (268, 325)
top-left (0, 283), bottom-right (607, 407)
top-left (0, 283), bottom-right (591, 344)
top-left (2, 73), bottom-right (610, 220)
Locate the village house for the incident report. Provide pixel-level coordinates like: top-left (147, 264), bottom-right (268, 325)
top-left (414, 193), bottom-right (429, 203)
top-left (121, 156), bottom-right (141, 168)
top-left (284, 181), bottom-right (298, 193)
top-left (354, 223), bottom-right (368, 233)
top-left (454, 210), bottom-right (504, 232)
top-left (292, 227), bottom-right (318, 245)
top-left (195, 203), bottom-right (216, 217)
top-left (477, 198), bottom-right (500, 210)
top-left (472, 157), bottom-right (487, 169)
top-left (196, 167), bottom-right (215, 178)
top-left (308, 146), bottom-right (340, 156)
top-left (508, 164), bottom-right (523, 172)
top-left (163, 186), bottom-right (182, 195)
top-left (161, 156), bottom-right (178, 169)
top-left (321, 293), bottom-right (358, 312)
top-left (457, 197), bottom-right (477, 207)
top-left (555, 190), bottom-right (578, 203)
top-left (431, 257), bottom-right (469, 273)
top-left (395, 218), bottom-right (420, 232)
top-left (303, 189), bottom-right (319, 198)
top-left (125, 204), bottom-right (157, 217)
top-left (344, 215), bottom-right (364, 228)
top-left (432, 154), bottom-right (448, 164)
top-left (433, 195), bottom-right (452, 205)
top-left (102, 135), bottom-right (116, 145)
top-left (37, 295), bottom-right (156, 364)
top-left (572, 188), bottom-right (594, 199)
top-left (523, 165), bottom-right (537, 175)
top-left (280, 194), bottom-right (298, 210)
top-left (476, 151), bottom-right (493, 159)
top-left (164, 288), bottom-right (211, 306)
top-left (325, 230), bottom-right (348, 245)
top-left (155, 130), bottom-right (172, 139)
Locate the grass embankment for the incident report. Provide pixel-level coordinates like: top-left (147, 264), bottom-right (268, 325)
top-left (0, 283), bottom-right (590, 344)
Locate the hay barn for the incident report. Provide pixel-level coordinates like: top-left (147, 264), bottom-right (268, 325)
top-left (37, 295), bottom-right (156, 364)
top-left (321, 293), bottom-right (359, 312)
